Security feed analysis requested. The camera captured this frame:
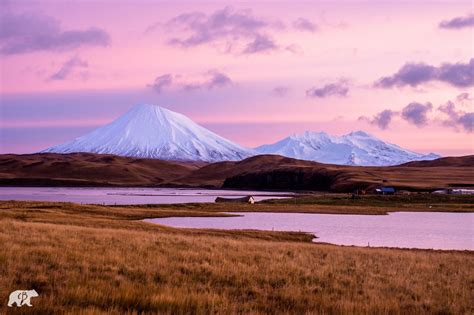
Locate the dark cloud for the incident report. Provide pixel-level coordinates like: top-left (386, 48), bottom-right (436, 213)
top-left (48, 56), bottom-right (88, 81)
top-left (0, 12), bottom-right (110, 55)
top-left (371, 110), bottom-right (397, 130)
top-left (306, 80), bottom-right (349, 98)
top-left (292, 18), bottom-right (318, 32)
top-left (437, 59), bottom-right (474, 88)
top-left (148, 74), bottom-right (173, 94)
top-left (359, 94), bottom-right (473, 132)
top-left (375, 59), bottom-right (474, 88)
top-left (439, 13), bottom-right (474, 29)
top-left (161, 6), bottom-right (281, 55)
top-left (375, 63), bottom-right (437, 88)
top-left (457, 113), bottom-right (474, 132)
top-left (358, 110), bottom-right (397, 130)
top-left (401, 102), bottom-right (433, 127)
top-left (272, 86), bottom-right (290, 97)
top-left (439, 94), bottom-right (473, 132)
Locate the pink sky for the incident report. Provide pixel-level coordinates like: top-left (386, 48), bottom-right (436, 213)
top-left (0, 0), bottom-right (473, 156)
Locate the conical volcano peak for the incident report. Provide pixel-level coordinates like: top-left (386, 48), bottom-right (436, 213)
top-left (130, 104), bottom-right (174, 116)
top-left (43, 104), bottom-right (254, 162)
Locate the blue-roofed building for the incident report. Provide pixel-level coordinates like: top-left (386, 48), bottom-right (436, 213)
top-left (375, 186), bottom-right (395, 195)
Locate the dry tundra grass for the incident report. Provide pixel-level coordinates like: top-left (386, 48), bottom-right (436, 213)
top-left (0, 200), bottom-right (473, 314)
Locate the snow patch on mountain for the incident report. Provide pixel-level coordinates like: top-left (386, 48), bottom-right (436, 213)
top-left (255, 130), bottom-right (440, 166)
top-left (43, 104), bottom-right (254, 162)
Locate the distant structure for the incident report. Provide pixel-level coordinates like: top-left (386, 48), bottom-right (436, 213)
top-left (375, 186), bottom-right (395, 195)
top-left (432, 189), bottom-right (474, 195)
top-left (215, 196), bottom-right (255, 204)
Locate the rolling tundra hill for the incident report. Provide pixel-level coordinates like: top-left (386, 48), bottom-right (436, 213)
top-left (0, 153), bottom-right (202, 187)
top-left (0, 153), bottom-right (473, 192)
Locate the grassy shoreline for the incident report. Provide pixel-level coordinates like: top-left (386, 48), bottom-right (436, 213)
top-left (1, 199), bottom-right (473, 314)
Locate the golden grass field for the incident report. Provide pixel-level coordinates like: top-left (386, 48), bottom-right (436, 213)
top-left (0, 198), bottom-right (473, 314)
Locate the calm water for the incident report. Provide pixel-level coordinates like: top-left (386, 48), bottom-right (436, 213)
top-left (145, 212), bottom-right (474, 250)
top-left (0, 187), bottom-right (291, 205)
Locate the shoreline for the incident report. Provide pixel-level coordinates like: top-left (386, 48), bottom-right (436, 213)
top-left (142, 211), bottom-right (474, 252)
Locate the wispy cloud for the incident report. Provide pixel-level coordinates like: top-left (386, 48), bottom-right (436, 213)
top-left (292, 18), bottom-right (318, 32)
top-left (48, 56), bottom-right (88, 81)
top-left (0, 11), bottom-right (110, 55)
top-left (272, 86), bottom-right (290, 97)
top-left (160, 6), bottom-right (282, 55)
top-left (148, 74), bottom-right (173, 94)
top-left (183, 70), bottom-right (232, 90)
top-left (242, 34), bottom-right (278, 54)
top-left (439, 13), bottom-right (474, 29)
top-left (148, 70), bottom-right (232, 94)
top-left (375, 59), bottom-right (474, 88)
top-left (306, 80), bottom-right (349, 98)
top-left (439, 94), bottom-right (473, 132)
top-left (149, 7), bottom-right (321, 55)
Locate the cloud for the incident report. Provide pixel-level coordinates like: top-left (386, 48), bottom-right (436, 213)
top-left (272, 86), bottom-right (290, 97)
top-left (306, 80), bottom-right (349, 98)
top-left (439, 13), bottom-right (474, 29)
top-left (292, 18), bottom-right (318, 32)
top-left (148, 70), bottom-right (232, 94)
top-left (183, 70), bottom-right (232, 90)
top-left (148, 74), bottom-right (173, 94)
top-left (438, 94), bottom-right (473, 132)
top-left (456, 92), bottom-right (473, 102)
top-left (401, 102), bottom-right (433, 127)
top-left (48, 56), bottom-right (88, 81)
top-left (160, 6), bottom-right (282, 55)
top-left (437, 59), bottom-right (474, 88)
top-left (242, 34), bottom-right (278, 54)
top-left (457, 113), bottom-right (474, 132)
top-left (360, 94), bottom-right (473, 132)
top-left (152, 7), bottom-right (315, 55)
top-left (375, 59), bottom-right (474, 88)
top-left (0, 11), bottom-right (110, 55)
top-left (368, 110), bottom-right (397, 130)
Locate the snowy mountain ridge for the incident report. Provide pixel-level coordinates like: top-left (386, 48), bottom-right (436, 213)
top-left (255, 130), bottom-right (440, 166)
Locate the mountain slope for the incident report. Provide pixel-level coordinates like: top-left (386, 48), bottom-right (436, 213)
top-left (43, 104), bottom-right (254, 162)
top-left (255, 131), bottom-right (439, 166)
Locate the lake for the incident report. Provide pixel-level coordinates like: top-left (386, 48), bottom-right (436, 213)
top-left (0, 187), bottom-right (291, 205)
top-left (145, 212), bottom-right (474, 250)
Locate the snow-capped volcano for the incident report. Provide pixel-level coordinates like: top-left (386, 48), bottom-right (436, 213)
top-left (43, 104), bottom-right (254, 162)
top-left (255, 130), bottom-right (440, 166)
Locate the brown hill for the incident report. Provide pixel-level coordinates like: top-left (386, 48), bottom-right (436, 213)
top-left (0, 153), bottom-right (202, 187)
top-left (400, 155), bottom-right (474, 167)
top-left (172, 154), bottom-right (474, 192)
top-left (0, 153), bottom-right (472, 192)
